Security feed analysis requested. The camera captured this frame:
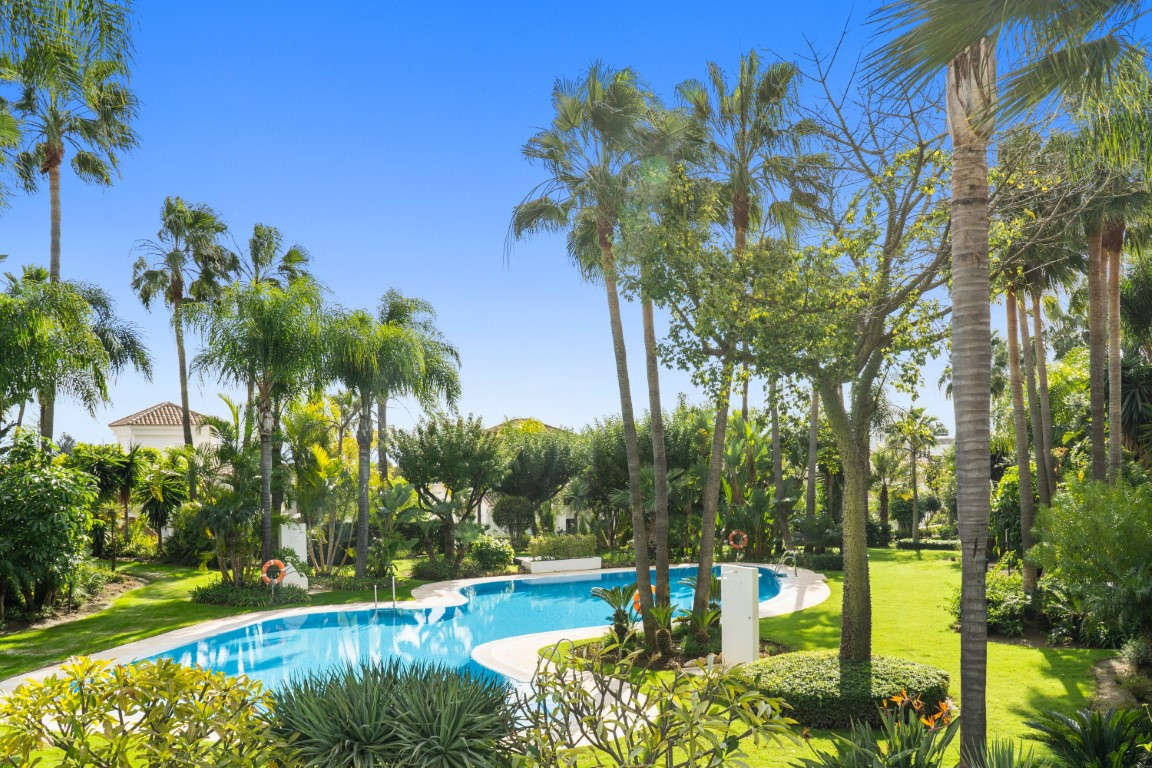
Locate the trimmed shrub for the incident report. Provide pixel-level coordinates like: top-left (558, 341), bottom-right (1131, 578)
top-left (471, 534), bottom-right (514, 571)
top-left (796, 551), bottom-right (844, 571)
top-left (190, 579), bottom-right (309, 607)
top-left (527, 533), bottom-right (597, 560)
top-left (741, 650), bottom-right (950, 728)
top-left (271, 660), bottom-right (517, 768)
top-left (946, 567), bottom-right (1028, 637)
top-left (0, 656), bottom-right (276, 766)
top-left (896, 539), bottom-right (959, 551)
top-left (600, 549), bottom-right (636, 568)
top-left (411, 558), bottom-right (457, 581)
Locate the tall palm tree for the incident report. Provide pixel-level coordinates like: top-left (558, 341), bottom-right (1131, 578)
top-left (869, 3), bottom-right (1144, 757)
top-left (870, 444), bottom-right (903, 532)
top-left (233, 223), bottom-right (311, 288)
top-left (511, 62), bottom-right (659, 646)
top-left (1004, 285), bottom-right (1038, 590)
top-left (2, 41), bottom-right (137, 439)
top-left (805, 387), bottom-right (819, 521)
top-left (886, 406), bottom-right (946, 547)
top-left (375, 288), bottom-right (461, 486)
top-left (193, 279), bottom-right (325, 562)
top-left (326, 309), bottom-right (423, 577)
top-left (1, 0), bottom-right (134, 63)
top-left (676, 51), bottom-right (825, 612)
top-left (135, 460), bottom-right (187, 548)
top-left (132, 196), bottom-right (236, 494)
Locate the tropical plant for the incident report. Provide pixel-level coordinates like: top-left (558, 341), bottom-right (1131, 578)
top-left (0, 656), bottom-right (276, 768)
top-left (591, 582), bottom-right (635, 643)
top-left (1025, 708), bottom-right (1152, 768)
top-left (491, 494), bottom-right (534, 547)
top-left (886, 407), bottom-right (947, 548)
top-left (271, 660), bottom-right (518, 768)
top-left (134, 459), bottom-right (188, 548)
top-left (495, 421), bottom-right (580, 535)
top-left (193, 279), bottom-right (325, 562)
top-left (132, 196), bottom-right (236, 480)
top-left (511, 62), bottom-right (659, 646)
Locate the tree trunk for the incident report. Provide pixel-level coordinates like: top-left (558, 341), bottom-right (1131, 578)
top-left (1087, 225), bottom-right (1108, 481)
top-left (821, 382), bottom-right (871, 662)
top-left (691, 357), bottom-right (735, 617)
top-left (642, 296), bottom-right (671, 607)
top-left (879, 484), bottom-right (889, 529)
top-left (1017, 298), bottom-right (1050, 507)
top-left (806, 388), bottom-right (819, 521)
top-left (173, 300), bottom-right (197, 501)
top-left (109, 511), bottom-right (118, 572)
top-left (948, 38), bottom-right (996, 760)
top-left (1006, 290), bottom-right (1037, 591)
top-left (271, 411), bottom-right (284, 524)
top-left (598, 228), bottom-right (655, 647)
top-left (1104, 219), bottom-right (1125, 482)
top-left (37, 162), bottom-right (63, 443)
top-left (377, 399), bottom-right (389, 485)
top-left (770, 376), bottom-right (792, 548)
top-left (1032, 290), bottom-right (1057, 492)
top-left (259, 398), bottom-right (274, 564)
top-left (355, 395), bottom-right (372, 578)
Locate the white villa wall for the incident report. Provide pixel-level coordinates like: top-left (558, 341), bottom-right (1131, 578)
top-left (111, 424), bottom-right (215, 451)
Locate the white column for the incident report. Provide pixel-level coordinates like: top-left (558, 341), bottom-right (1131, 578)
top-left (720, 564), bottom-right (760, 667)
top-left (279, 521), bottom-right (309, 589)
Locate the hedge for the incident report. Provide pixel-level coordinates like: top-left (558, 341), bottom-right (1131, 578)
top-left (896, 538), bottom-right (960, 551)
top-left (741, 651), bottom-right (950, 728)
top-left (796, 551), bottom-right (844, 571)
top-left (526, 533), bottom-right (597, 560)
top-left (190, 580), bottom-right (309, 607)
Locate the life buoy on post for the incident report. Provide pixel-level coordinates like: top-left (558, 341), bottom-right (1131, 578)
top-left (728, 530), bottom-right (749, 550)
top-left (632, 585), bottom-right (655, 613)
top-left (261, 559), bottom-right (286, 585)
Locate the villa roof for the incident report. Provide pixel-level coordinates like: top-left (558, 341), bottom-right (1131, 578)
top-left (108, 402), bottom-right (205, 428)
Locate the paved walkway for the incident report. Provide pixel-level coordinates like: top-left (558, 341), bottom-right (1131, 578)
top-left (0, 563), bottom-right (830, 691)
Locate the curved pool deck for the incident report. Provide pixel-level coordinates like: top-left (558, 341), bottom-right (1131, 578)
top-left (0, 563), bottom-right (829, 691)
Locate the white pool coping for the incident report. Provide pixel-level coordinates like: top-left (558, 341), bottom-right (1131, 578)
top-left (0, 563), bottom-right (829, 691)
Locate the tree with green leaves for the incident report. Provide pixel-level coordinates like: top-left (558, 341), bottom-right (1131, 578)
top-left (511, 62), bottom-right (659, 645)
top-left (495, 420), bottom-right (580, 536)
top-left (325, 307), bottom-right (422, 578)
top-left (132, 196), bottom-right (236, 486)
top-left (392, 413), bottom-right (506, 563)
top-left (375, 288), bottom-right (461, 485)
top-left (135, 457), bottom-right (187, 549)
top-left (0, 1), bottom-right (134, 62)
top-left (193, 279), bottom-right (325, 562)
top-left (869, 1), bottom-right (1148, 756)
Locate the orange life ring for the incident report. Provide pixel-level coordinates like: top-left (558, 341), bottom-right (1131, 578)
top-left (632, 585), bottom-right (655, 613)
top-left (728, 530), bottom-right (749, 550)
top-left (261, 559), bottom-right (286, 585)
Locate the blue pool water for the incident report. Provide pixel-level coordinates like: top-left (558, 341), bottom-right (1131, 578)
top-left (149, 564), bottom-right (781, 688)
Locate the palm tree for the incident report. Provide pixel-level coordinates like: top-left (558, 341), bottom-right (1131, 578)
top-left (135, 460), bottom-right (187, 549)
top-left (233, 224), bottom-right (310, 288)
top-left (375, 288), bottom-right (461, 485)
top-left (870, 2), bottom-right (1145, 758)
top-left (325, 308), bottom-right (422, 578)
top-left (3, 41), bottom-right (137, 439)
top-left (1, 0), bottom-right (134, 62)
top-left (511, 62), bottom-right (659, 646)
top-left (132, 196), bottom-right (236, 494)
top-left (1004, 284), bottom-right (1038, 591)
top-left (870, 444), bottom-right (903, 532)
top-left (886, 407), bottom-right (946, 547)
top-left (193, 279), bottom-right (325, 562)
top-left (805, 387), bottom-right (819, 521)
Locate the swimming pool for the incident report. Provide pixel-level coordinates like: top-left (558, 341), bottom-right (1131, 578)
top-left (149, 564), bottom-right (781, 688)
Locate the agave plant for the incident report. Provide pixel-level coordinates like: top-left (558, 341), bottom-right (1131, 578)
top-left (591, 583), bottom-right (636, 643)
top-left (964, 739), bottom-right (1042, 768)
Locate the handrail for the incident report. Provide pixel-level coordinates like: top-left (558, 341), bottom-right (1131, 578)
top-left (774, 549), bottom-right (798, 577)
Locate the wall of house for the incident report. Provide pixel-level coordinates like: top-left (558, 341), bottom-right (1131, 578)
top-left (110, 424), bottom-right (215, 451)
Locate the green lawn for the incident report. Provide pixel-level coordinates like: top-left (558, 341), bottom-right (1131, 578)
top-left (0, 561), bottom-right (429, 681)
top-left (744, 548), bottom-right (1109, 766)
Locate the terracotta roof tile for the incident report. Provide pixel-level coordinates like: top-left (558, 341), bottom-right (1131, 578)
top-left (108, 402), bottom-right (205, 428)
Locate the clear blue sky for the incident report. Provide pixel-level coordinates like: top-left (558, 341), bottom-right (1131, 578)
top-left (10, 1), bottom-right (1130, 444)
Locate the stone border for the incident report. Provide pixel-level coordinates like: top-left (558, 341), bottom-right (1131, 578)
top-left (0, 564), bottom-right (829, 691)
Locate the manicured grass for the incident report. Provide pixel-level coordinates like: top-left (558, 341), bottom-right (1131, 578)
top-left (0, 560), bottom-right (429, 682)
top-left (743, 548), bottom-right (1109, 766)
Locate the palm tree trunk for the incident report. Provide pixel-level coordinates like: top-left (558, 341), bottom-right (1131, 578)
top-left (691, 356), bottom-right (735, 617)
top-left (806, 387), bottom-right (819, 521)
top-left (259, 397), bottom-right (274, 564)
top-left (910, 445), bottom-right (920, 547)
top-left (355, 395), bottom-right (372, 578)
top-left (598, 231), bottom-right (655, 647)
top-left (642, 296), bottom-right (671, 607)
top-left (821, 382), bottom-right (871, 661)
top-left (1032, 291), bottom-right (1057, 492)
top-left (16, 400), bottom-right (25, 429)
top-left (1088, 225), bottom-right (1108, 481)
top-left (38, 162), bottom-right (63, 444)
top-left (1017, 298), bottom-right (1050, 507)
top-left (1006, 290), bottom-right (1037, 591)
top-left (947, 38), bottom-right (996, 761)
top-left (770, 376), bottom-right (792, 548)
top-left (1104, 220), bottom-right (1125, 482)
top-left (376, 399), bottom-right (389, 485)
top-left (173, 300), bottom-right (196, 501)
top-left (879, 483), bottom-right (889, 529)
